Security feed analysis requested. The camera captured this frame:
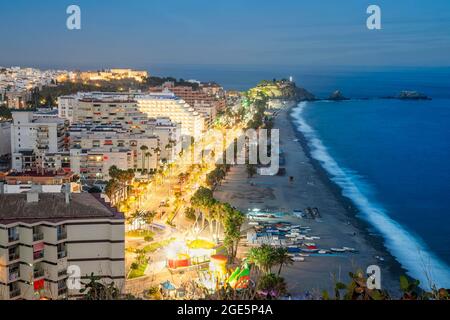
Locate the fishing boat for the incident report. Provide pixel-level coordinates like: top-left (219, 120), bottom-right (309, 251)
top-left (300, 248), bottom-right (319, 253)
top-left (292, 256), bottom-right (305, 262)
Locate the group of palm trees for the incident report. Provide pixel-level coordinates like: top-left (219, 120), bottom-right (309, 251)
top-left (105, 166), bottom-right (135, 205)
top-left (190, 186), bottom-right (245, 262)
top-left (139, 145), bottom-right (161, 172)
top-left (247, 244), bottom-right (294, 276)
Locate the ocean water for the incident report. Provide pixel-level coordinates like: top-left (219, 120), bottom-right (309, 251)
top-left (292, 99), bottom-right (450, 290)
top-left (153, 64), bottom-right (450, 288)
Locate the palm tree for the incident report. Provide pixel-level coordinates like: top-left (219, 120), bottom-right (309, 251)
top-left (247, 245), bottom-right (278, 275)
top-left (80, 273), bottom-right (120, 300)
top-left (222, 204), bottom-right (245, 263)
top-left (105, 179), bottom-right (120, 205)
top-left (140, 145), bottom-right (148, 170)
top-left (145, 152), bottom-right (152, 171)
top-left (246, 164), bottom-right (257, 178)
top-left (274, 247), bottom-right (294, 275)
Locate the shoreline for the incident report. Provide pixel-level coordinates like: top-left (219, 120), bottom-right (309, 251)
top-left (215, 100), bottom-right (405, 296)
top-left (286, 101), bottom-right (407, 294)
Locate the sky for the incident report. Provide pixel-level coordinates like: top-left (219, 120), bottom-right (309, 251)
top-left (1, 0), bottom-right (450, 69)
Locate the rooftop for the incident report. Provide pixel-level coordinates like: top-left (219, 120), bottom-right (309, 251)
top-left (0, 193), bottom-right (124, 224)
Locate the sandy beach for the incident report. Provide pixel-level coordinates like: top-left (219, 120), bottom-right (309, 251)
top-left (214, 102), bottom-right (404, 296)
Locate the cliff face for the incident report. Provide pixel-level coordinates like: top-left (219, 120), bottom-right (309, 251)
top-left (250, 80), bottom-right (316, 102)
top-left (294, 86), bottom-right (316, 101)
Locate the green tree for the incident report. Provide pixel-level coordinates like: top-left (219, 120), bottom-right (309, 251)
top-left (274, 247), bottom-right (293, 275)
top-left (257, 273), bottom-right (288, 299)
top-left (247, 244), bottom-right (278, 275)
top-left (246, 164), bottom-right (257, 178)
top-left (222, 203), bottom-right (245, 262)
top-left (80, 273), bottom-right (121, 300)
top-left (140, 145), bottom-right (148, 170)
top-left (191, 187), bottom-right (216, 230)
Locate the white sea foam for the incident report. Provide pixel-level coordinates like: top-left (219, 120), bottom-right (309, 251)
top-left (291, 101), bottom-right (450, 290)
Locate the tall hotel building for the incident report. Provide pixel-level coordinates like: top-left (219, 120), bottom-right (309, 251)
top-left (10, 111), bottom-right (68, 173)
top-left (58, 92), bottom-right (206, 142)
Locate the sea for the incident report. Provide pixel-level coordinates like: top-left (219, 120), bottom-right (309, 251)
top-left (151, 64), bottom-right (450, 289)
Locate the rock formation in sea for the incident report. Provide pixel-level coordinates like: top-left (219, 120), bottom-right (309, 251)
top-left (397, 91), bottom-right (431, 100)
top-left (327, 90), bottom-right (349, 101)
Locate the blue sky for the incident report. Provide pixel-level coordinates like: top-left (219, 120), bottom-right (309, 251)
top-left (1, 0), bottom-right (450, 69)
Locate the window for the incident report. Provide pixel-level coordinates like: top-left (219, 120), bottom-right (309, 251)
top-left (33, 226), bottom-right (44, 241)
top-left (8, 227), bottom-right (19, 242)
top-left (8, 246), bottom-right (20, 261)
top-left (57, 243), bottom-right (67, 259)
top-left (57, 225), bottom-right (67, 240)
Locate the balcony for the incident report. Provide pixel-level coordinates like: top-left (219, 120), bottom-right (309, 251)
top-left (57, 231), bottom-right (67, 241)
top-left (57, 250), bottom-right (67, 259)
top-left (58, 270), bottom-right (67, 278)
top-left (8, 253), bottom-right (20, 262)
top-left (8, 235), bottom-right (19, 243)
top-left (58, 287), bottom-right (68, 296)
top-left (9, 270), bottom-right (20, 282)
top-left (9, 289), bottom-right (21, 299)
top-left (33, 232), bottom-right (44, 242)
top-left (33, 251), bottom-right (44, 261)
top-left (34, 269), bottom-right (45, 279)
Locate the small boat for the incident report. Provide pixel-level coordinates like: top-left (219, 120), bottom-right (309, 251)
top-left (375, 255), bottom-right (385, 262)
top-left (304, 243), bottom-right (316, 247)
top-left (331, 248), bottom-right (346, 253)
top-left (301, 248), bottom-right (319, 253)
top-left (285, 234), bottom-right (297, 238)
top-left (292, 256), bottom-right (305, 262)
top-left (343, 247), bottom-right (356, 252)
top-left (318, 250), bottom-right (328, 254)
top-left (248, 222), bottom-right (259, 225)
top-left (298, 253), bottom-right (310, 257)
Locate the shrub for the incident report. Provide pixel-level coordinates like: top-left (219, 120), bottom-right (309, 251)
top-left (130, 262), bottom-right (139, 270)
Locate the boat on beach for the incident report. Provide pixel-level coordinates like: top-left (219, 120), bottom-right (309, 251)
top-left (292, 256), bottom-right (305, 262)
top-left (301, 248), bottom-right (319, 253)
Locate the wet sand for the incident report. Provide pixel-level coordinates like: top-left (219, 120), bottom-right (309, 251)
top-left (214, 102), bottom-right (404, 297)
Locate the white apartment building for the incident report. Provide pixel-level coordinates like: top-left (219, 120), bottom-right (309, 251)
top-left (69, 125), bottom-right (159, 171)
top-left (135, 92), bottom-right (205, 141)
top-left (0, 190), bottom-right (125, 300)
top-left (58, 93), bottom-right (146, 127)
top-left (58, 92), bottom-right (206, 142)
top-left (68, 149), bottom-right (132, 181)
top-left (150, 117), bottom-right (181, 163)
top-left (0, 121), bottom-right (11, 157)
top-left (10, 111), bottom-right (67, 172)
